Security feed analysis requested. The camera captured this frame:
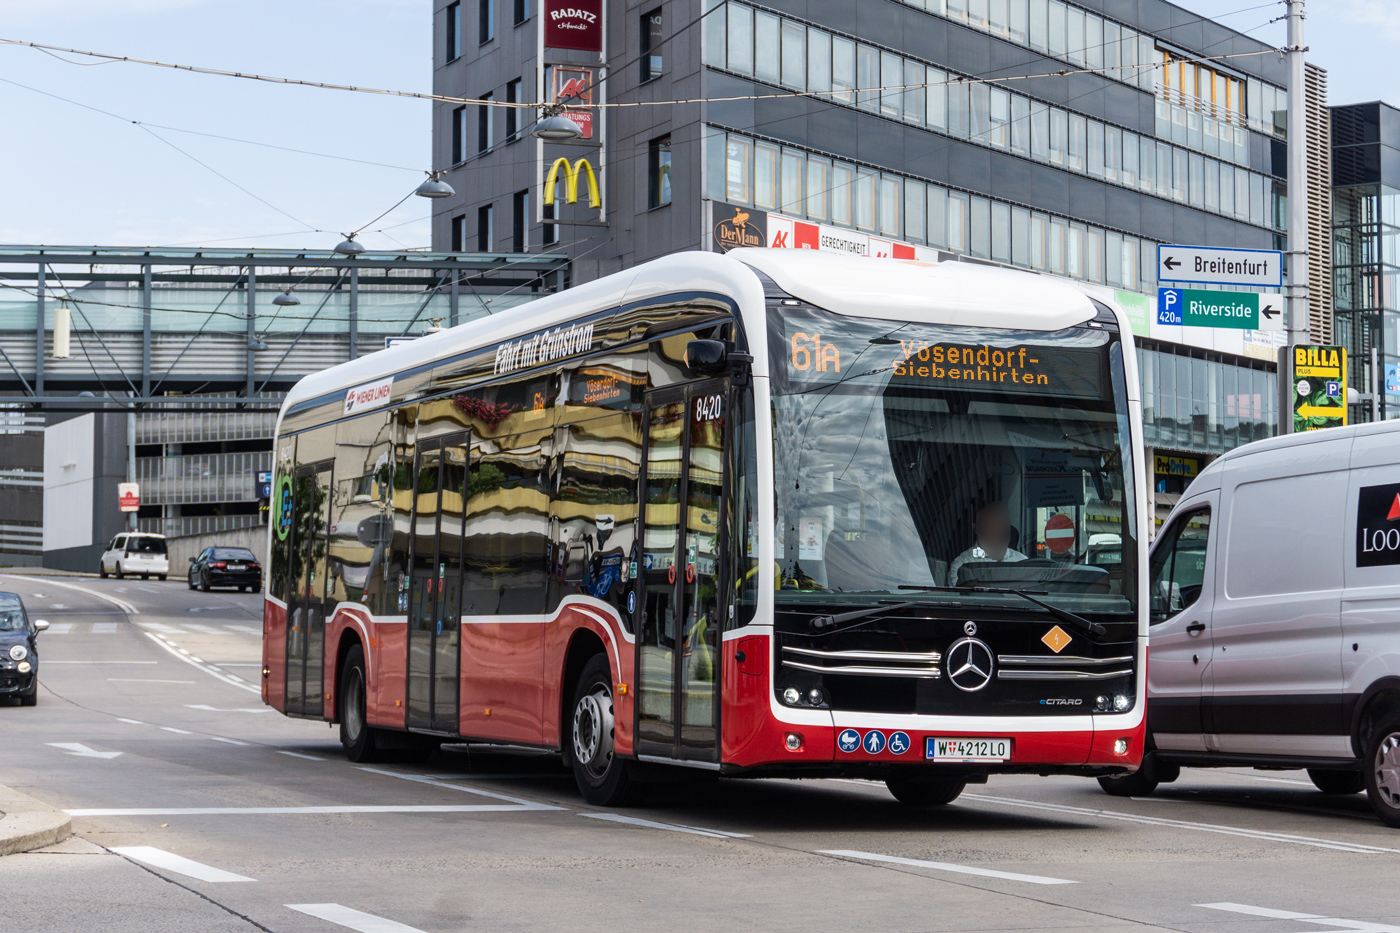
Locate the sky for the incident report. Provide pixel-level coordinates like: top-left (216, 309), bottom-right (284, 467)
top-left (0, 0), bottom-right (1391, 251)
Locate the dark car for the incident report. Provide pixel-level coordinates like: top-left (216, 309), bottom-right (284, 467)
top-left (188, 547), bottom-right (263, 592)
top-left (0, 592), bottom-right (49, 706)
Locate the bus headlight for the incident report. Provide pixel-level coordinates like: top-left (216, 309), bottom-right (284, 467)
top-left (1113, 694), bottom-right (1131, 711)
top-left (782, 687), bottom-right (802, 706)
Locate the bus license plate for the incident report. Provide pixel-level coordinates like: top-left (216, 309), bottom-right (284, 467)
top-left (926, 736), bottom-right (1011, 762)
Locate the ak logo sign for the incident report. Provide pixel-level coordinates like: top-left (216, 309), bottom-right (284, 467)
top-left (1357, 483), bottom-right (1400, 567)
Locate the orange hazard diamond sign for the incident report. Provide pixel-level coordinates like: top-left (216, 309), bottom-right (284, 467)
top-left (1041, 625), bottom-right (1072, 654)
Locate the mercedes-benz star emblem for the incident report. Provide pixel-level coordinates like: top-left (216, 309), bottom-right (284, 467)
top-left (963, 621), bottom-right (978, 636)
top-left (946, 637), bottom-right (995, 692)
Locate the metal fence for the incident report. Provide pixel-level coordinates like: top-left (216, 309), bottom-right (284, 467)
top-left (136, 450), bottom-right (272, 505)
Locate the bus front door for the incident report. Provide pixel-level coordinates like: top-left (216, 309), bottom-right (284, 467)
top-left (406, 433), bottom-right (467, 734)
top-left (636, 382), bottom-right (727, 765)
top-left (286, 461), bottom-right (332, 717)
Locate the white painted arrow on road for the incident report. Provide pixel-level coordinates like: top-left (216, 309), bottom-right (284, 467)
top-left (46, 742), bottom-right (123, 759)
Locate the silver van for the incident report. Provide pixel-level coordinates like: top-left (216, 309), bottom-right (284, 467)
top-left (1103, 419), bottom-right (1400, 826)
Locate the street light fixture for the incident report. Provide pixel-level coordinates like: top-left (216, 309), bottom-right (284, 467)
top-left (334, 235), bottom-right (366, 255)
top-left (248, 335), bottom-right (270, 352)
top-left (533, 108), bottom-right (583, 141)
top-left (415, 173), bottom-right (456, 199)
top-left (272, 290), bottom-right (300, 306)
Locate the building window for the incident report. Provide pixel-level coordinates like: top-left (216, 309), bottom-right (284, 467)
top-left (446, 2), bottom-right (461, 60)
top-left (451, 106), bottom-right (466, 163)
top-left (477, 204), bottom-right (493, 251)
top-left (640, 8), bottom-right (663, 82)
top-left (542, 201), bottom-right (558, 246)
top-left (514, 0), bottom-right (529, 25)
top-left (513, 190), bottom-right (530, 252)
top-left (505, 78), bottom-right (522, 141)
top-left (477, 93), bottom-right (493, 153)
top-left (648, 136), bottom-right (672, 209)
top-left (451, 214), bottom-right (468, 252)
top-left (479, 0), bottom-right (494, 44)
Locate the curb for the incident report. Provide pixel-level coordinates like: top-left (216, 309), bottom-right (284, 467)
top-left (0, 785), bottom-right (71, 856)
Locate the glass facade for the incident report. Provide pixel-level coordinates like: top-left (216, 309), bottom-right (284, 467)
top-left (1138, 342), bottom-right (1277, 454)
top-left (1333, 184), bottom-right (1400, 420)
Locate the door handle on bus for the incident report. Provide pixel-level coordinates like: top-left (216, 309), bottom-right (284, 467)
top-left (1186, 622), bottom-right (1205, 635)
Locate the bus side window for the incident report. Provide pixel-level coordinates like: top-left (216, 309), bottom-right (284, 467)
top-left (728, 389), bottom-right (760, 629)
top-left (333, 412), bottom-right (393, 613)
top-left (388, 408), bottom-right (416, 616)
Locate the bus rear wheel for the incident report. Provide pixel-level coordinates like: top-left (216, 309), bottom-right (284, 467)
top-left (885, 775), bottom-right (967, 807)
top-left (570, 654), bottom-right (644, 807)
top-left (339, 645), bottom-right (380, 763)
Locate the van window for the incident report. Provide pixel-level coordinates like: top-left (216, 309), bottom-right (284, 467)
top-left (1149, 507), bottom-right (1210, 623)
top-left (1225, 473), bottom-right (1345, 598)
top-left (112, 535), bottom-right (127, 551)
top-left (126, 537), bottom-right (167, 555)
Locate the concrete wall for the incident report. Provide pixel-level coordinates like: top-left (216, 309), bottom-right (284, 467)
top-left (166, 525), bottom-right (269, 584)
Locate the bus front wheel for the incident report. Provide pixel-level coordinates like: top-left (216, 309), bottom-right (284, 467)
top-left (570, 654), bottom-right (644, 807)
top-left (885, 775), bottom-right (967, 807)
top-left (339, 644), bottom-right (381, 763)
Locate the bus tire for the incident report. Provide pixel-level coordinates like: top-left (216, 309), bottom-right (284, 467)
top-left (339, 645), bottom-right (381, 763)
top-left (570, 654), bottom-right (644, 807)
top-left (1097, 769), bottom-right (1158, 797)
top-left (885, 775), bottom-right (966, 807)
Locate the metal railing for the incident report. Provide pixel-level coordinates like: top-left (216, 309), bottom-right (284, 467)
top-left (136, 450), bottom-right (273, 504)
top-left (137, 514), bottom-right (266, 537)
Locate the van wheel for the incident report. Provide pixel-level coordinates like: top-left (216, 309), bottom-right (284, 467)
top-left (339, 645), bottom-right (380, 763)
top-left (1309, 768), bottom-right (1364, 795)
top-left (99, 564), bottom-right (108, 579)
top-left (1098, 769), bottom-right (1159, 797)
top-left (157, 574), bottom-right (167, 582)
top-left (115, 564), bottom-right (124, 580)
top-left (885, 775), bottom-right (967, 806)
top-left (570, 654), bottom-right (644, 806)
top-left (1364, 712), bottom-right (1400, 827)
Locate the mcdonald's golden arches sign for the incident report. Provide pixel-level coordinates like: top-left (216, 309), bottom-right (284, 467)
top-left (544, 157), bottom-right (600, 208)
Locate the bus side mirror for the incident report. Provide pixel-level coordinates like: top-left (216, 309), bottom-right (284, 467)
top-left (685, 339), bottom-right (728, 376)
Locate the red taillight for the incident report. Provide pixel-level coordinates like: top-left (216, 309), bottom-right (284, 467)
top-left (211, 562), bottom-right (227, 569)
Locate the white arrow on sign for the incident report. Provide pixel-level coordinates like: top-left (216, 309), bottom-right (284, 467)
top-left (46, 742), bottom-right (123, 759)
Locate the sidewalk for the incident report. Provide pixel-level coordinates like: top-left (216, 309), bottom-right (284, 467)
top-left (0, 784), bottom-right (71, 856)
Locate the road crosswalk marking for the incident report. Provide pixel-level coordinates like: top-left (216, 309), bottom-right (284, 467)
top-left (286, 904), bottom-right (428, 933)
top-left (92, 622), bottom-right (118, 634)
top-left (112, 846), bottom-right (254, 883)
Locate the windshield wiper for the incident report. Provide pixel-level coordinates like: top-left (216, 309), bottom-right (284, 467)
top-left (809, 601), bottom-right (918, 633)
top-left (898, 585), bottom-right (1107, 638)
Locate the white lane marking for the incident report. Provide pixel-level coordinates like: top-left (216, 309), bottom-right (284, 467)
top-left (114, 587), bottom-right (128, 593)
top-left (185, 704), bottom-right (271, 713)
top-left (91, 622), bottom-right (118, 634)
top-left (44, 660), bottom-right (157, 664)
top-left (184, 624), bottom-right (229, 635)
top-left (286, 903), bottom-right (428, 933)
top-left (228, 625), bottom-right (260, 634)
top-left (111, 846), bottom-right (254, 883)
top-left (137, 622), bottom-right (182, 633)
top-left (161, 727), bottom-right (193, 734)
top-left (68, 804), bottom-right (539, 816)
top-left (116, 718), bottom-right (144, 724)
top-left (963, 793), bottom-right (1400, 855)
top-left (4, 575), bottom-right (138, 614)
top-left (212, 662), bottom-right (261, 667)
top-left (581, 813), bottom-right (750, 839)
top-left (29, 592), bottom-right (47, 598)
top-left (820, 850), bottom-right (1077, 885)
top-left (108, 679), bottom-right (196, 684)
top-left (51, 604), bottom-right (68, 609)
top-left (1252, 776), bottom-right (1316, 787)
top-left (137, 586), bottom-right (160, 593)
top-left (277, 750), bottom-right (324, 761)
top-left (210, 736), bottom-right (251, 745)
top-left (47, 742), bottom-right (123, 759)
top-left (1198, 903), bottom-right (1400, 933)
top-left (356, 767), bottom-right (564, 809)
top-left (142, 632), bottom-right (258, 694)
top-left (44, 622), bottom-right (73, 634)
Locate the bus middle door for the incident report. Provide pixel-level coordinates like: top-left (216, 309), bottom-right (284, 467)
top-left (636, 381), bottom-right (728, 765)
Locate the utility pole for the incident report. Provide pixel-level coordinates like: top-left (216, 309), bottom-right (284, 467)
top-left (1279, 0), bottom-right (1308, 434)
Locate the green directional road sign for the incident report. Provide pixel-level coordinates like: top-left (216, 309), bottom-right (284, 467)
top-left (1157, 287), bottom-right (1283, 330)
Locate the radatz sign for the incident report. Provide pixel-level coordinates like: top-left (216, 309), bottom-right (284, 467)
top-left (544, 0), bottom-right (602, 51)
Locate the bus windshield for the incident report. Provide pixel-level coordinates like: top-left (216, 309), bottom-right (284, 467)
top-left (768, 304), bottom-right (1137, 614)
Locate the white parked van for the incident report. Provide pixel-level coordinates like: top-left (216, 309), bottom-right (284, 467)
top-left (1102, 419), bottom-right (1400, 826)
top-left (98, 533), bottom-right (169, 581)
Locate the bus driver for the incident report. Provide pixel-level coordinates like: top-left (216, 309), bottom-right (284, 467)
top-left (950, 501), bottom-right (1027, 585)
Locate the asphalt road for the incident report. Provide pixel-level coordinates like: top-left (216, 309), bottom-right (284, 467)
top-left (2, 572), bottom-right (1399, 933)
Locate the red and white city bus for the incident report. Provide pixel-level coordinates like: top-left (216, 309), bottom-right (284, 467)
top-left (262, 248), bottom-right (1148, 806)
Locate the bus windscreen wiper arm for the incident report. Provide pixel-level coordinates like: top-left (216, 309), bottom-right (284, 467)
top-left (809, 601), bottom-right (918, 633)
top-left (897, 585), bottom-right (1106, 638)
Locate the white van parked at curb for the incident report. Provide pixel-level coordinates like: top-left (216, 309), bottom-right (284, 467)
top-left (98, 533), bottom-right (169, 581)
top-left (1103, 418), bottom-right (1400, 826)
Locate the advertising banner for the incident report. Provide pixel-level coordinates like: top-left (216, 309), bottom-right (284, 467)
top-left (118, 482), bottom-right (140, 512)
top-left (549, 66), bottom-right (594, 139)
top-left (543, 0), bottom-right (602, 51)
top-left (1290, 344), bottom-right (1347, 432)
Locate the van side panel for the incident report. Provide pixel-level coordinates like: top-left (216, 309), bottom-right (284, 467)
top-left (1208, 438), bottom-right (1352, 756)
top-left (1342, 430), bottom-right (1400, 731)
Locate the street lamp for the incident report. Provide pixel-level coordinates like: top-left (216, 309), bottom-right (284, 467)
top-left (272, 290), bottom-right (300, 306)
top-left (334, 235), bottom-right (366, 255)
top-left (415, 173), bottom-right (456, 199)
top-left (533, 108), bottom-right (583, 141)
top-left (248, 335), bottom-right (270, 351)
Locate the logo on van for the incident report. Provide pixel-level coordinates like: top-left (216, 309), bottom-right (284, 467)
top-left (1357, 483), bottom-right (1400, 567)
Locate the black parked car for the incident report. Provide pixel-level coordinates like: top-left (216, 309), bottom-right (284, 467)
top-left (188, 547), bottom-right (263, 592)
top-left (0, 592), bottom-right (49, 706)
